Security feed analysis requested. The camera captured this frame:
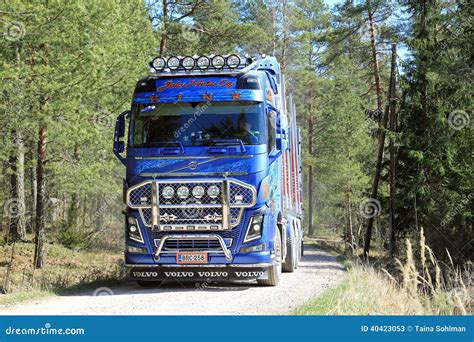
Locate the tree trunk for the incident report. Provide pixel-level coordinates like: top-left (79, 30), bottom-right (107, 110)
top-left (7, 131), bottom-right (26, 242)
top-left (388, 44), bottom-right (398, 257)
top-left (29, 156), bottom-right (37, 234)
top-left (363, 45), bottom-right (397, 259)
top-left (34, 126), bottom-right (47, 269)
top-left (159, 0), bottom-right (168, 56)
top-left (67, 145), bottom-right (81, 228)
top-left (345, 182), bottom-right (354, 254)
top-left (367, 6), bottom-right (383, 122)
top-left (307, 115), bottom-right (315, 236)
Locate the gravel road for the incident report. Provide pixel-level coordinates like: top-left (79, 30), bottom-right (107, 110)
top-left (0, 245), bottom-right (345, 315)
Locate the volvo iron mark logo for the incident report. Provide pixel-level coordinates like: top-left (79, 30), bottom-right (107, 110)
top-left (188, 161), bottom-right (198, 170)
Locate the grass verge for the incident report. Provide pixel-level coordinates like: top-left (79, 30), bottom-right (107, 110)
top-left (0, 238), bottom-right (122, 306)
top-left (295, 239), bottom-right (471, 315)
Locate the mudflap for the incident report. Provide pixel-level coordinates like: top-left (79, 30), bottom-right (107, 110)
top-left (128, 266), bottom-right (269, 283)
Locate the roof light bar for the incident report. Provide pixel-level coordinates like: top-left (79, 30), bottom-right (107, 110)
top-left (149, 54), bottom-right (253, 73)
top-left (211, 55), bottom-right (225, 69)
top-left (182, 56), bottom-right (195, 70)
top-left (227, 54), bottom-right (240, 69)
top-left (197, 56), bottom-right (210, 69)
top-left (167, 56), bottom-right (180, 70)
top-left (151, 57), bottom-right (166, 71)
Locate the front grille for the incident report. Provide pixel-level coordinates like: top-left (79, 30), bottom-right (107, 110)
top-left (139, 207), bottom-right (242, 228)
top-left (128, 179), bottom-right (255, 232)
top-left (146, 224), bottom-right (241, 254)
top-left (160, 238), bottom-right (232, 251)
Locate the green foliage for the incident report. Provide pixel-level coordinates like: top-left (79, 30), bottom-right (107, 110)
top-left (0, 0), bottom-right (471, 268)
top-left (58, 226), bottom-right (90, 250)
top-left (1, 0), bottom-right (157, 233)
top-left (395, 0), bottom-right (473, 262)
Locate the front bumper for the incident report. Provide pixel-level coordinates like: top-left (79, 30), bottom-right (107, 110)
top-left (125, 249), bottom-right (274, 265)
top-left (125, 262), bottom-right (275, 282)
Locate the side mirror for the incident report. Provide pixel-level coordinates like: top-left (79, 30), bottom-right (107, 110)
top-left (113, 110), bottom-right (130, 165)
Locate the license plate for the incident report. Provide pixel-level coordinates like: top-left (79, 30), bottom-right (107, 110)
top-left (176, 252), bottom-right (208, 264)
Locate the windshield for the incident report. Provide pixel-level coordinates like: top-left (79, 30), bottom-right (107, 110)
top-left (130, 101), bottom-right (266, 147)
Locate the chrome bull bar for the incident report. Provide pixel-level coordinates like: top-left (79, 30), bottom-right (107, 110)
top-left (154, 234), bottom-right (232, 261)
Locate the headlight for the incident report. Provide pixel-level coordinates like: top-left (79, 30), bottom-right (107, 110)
top-left (162, 186), bottom-right (174, 199)
top-left (227, 55), bottom-right (240, 68)
top-left (244, 214), bottom-right (263, 243)
top-left (182, 56), bottom-right (195, 70)
top-left (167, 56), bottom-right (180, 70)
top-left (207, 185), bottom-right (220, 198)
top-left (127, 217), bottom-right (144, 244)
top-left (177, 186), bottom-right (190, 199)
top-left (152, 57), bottom-right (166, 71)
top-left (192, 185), bottom-right (205, 198)
top-left (211, 55), bottom-right (225, 69)
top-left (197, 56), bottom-right (210, 69)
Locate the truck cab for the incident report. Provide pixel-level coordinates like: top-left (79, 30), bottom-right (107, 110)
top-left (114, 54), bottom-right (303, 286)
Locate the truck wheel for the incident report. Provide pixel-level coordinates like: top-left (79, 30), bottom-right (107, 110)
top-left (257, 228), bottom-right (282, 286)
top-left (294, 230), bottom-right (301, 268)
top-left (282, 232), bottom-right (297, 272)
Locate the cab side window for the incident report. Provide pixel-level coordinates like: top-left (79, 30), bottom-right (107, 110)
top-left (268, 110), bottom-right (276, 153)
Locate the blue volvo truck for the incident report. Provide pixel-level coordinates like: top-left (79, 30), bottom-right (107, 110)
top-left (113, 54), bottom-right (303, 286)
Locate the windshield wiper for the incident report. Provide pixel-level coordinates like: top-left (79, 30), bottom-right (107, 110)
top-left (207, 138), bottom-right (246, 153)
top-left (147, 141), bottom-right (185, 154)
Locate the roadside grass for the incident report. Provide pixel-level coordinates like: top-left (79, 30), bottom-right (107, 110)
top-left (0, 236), bottom-right (122, 306)
top-left (297, 232), bottom-right (472, 315)
top-left (295, 261), bottom-right (470, 315)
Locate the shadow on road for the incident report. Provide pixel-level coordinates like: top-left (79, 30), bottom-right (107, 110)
top-left (55, 243), bottom-right (344, 297)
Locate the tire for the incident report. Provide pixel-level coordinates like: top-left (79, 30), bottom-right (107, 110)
top-left (282, 232), bottom-right (297, 272)
top-left (295, 230), bottom-right (301, 268)
top-left (257, 228), bottom-right (282, 286)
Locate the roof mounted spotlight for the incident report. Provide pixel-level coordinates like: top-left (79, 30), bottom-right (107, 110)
top-left (226, 54), bottom-right (241, 69)
top-left (244, 54), bottom-right (254, 65)
top-left (197, 56), bottom-right (210, 69)
top-left (182, 56), bottom-right (195, 70)
top-left (151, 57), bottom-right (166, 71)
top-left (167, 56), bottom-right (180, 70)
top-left (211, 55), bottom-right (225, 69)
